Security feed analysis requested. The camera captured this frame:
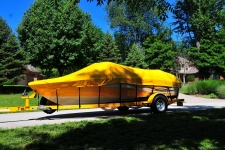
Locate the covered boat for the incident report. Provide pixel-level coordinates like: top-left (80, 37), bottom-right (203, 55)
top-left (28, 62), bottom-right (183, 114)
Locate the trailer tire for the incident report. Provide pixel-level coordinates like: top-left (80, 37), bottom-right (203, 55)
top-left (117, 106), bottom-right (129, 111)
top-left (40, 97), bottom-right (56, 114)
top-left (151, 95), bottom-right (168, 113)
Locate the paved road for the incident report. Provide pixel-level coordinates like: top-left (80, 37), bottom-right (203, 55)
top-left (0, 93), bottom-right (225, 129)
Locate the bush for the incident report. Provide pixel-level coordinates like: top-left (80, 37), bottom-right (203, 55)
top-left (202, 93), bottom-right (216, 99)
top-left (180, 84), bottom-right (188, 94)
top-left (185, 82), bottom-right (197, 95)
top-left (180, 80), bottom-right (225, 98)
top-left (2, 85), bottom-right (32, 94)
top-left (209, 93), bottom-right (217, 99)
top-left (195, 81), bottom-right (208, 94)
top-left (187, 75), bottom-right (195, 82)
top-left (216, 85), bottom-right (225, 99)
top-left (195, 80), bottom-right (224, 95)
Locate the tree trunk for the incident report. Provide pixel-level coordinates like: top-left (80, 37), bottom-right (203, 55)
top-left (183, 74), bottom-right (186, 84)
top-left (196, 41), bottom-right (200, 52)
top-left (57, 68), bottom-right (64, 77)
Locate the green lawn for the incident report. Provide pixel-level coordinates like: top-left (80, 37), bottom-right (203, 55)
top-left (0, 92), bottom-right (39, 107)
top-left (1, 108), bottom-right (225, 150)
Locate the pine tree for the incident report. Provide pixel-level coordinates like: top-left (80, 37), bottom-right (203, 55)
top-left (143, 37), bottom-right (176, 73)
top-left (0, 17), bottom-right (28, 87)
top-left (97, 31), bottom-right (121, 63)
top-left (173, 0), bottom-right (225, 77)
top-left (123, 43), bottom-right (147, 68)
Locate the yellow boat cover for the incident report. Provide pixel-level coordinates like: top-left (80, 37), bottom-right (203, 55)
top-left (29, 62), bottom-right (181, 90)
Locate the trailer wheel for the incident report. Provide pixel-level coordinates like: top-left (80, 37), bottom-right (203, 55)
top-left (40, 97), bottom-right (56, 114)
top-left (151, 95), bottom-right (168, 113)
top-left (117, 106), bottom-right (129, 111)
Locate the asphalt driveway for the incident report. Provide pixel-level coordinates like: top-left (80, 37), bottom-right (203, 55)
top-left (168, 93), bottom-right (225, 111)
top-left (0, 93), bottom-right (225, 129)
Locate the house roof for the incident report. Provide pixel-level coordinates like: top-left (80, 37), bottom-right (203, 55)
top-left (177, 56), bottom-right (194, 65)
top-left (179, 66), bottom-right (199, 74)
top-left (177, 56), bottom-right (188, 64)
top-left (27, 64), bottom-right (40, 73)
top-left (188, 67), bottom-right (199, 74)
top-left (177, 56), bottom-right (199, 74)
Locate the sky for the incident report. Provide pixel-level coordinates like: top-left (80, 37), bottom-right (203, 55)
top-left (0, 0), bottom-right (111, 34)
top-left (0, 0), bottom-right (178, 39)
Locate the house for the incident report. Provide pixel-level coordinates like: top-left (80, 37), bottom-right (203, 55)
top-left (176, 56), bottom-right (199, 83)
top-left (17, 65), bottom-right (45, 85)
top-left (176, 56), bottom-right (224, 82)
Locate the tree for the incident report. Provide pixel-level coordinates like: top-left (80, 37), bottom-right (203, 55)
top-left (123, 43), bottom-right (147, 68)
top-left (105, 2), bottom-right (164, 44)
top-left (188, 38), bottom-right (225, 79)
top-left (173, 0), bottom-right (225, 49)
top-left (143, 37), bottom-right (177, 73)
top-left (173, 0), bottom-right (225, 77)
top-left (105, 1), bottom-right (167, 63)
top-left (97, 31), bottom-right (121, 63)
top-left (18, 0), bottom-right (103, 77)
top-left (77, 17), bottom-right (105, 69)
top-left (113, 31), bottom-right (129, 62)
top-left (0, 17), bottom-right (28, 86)
top-left (67, 0), bottom-right (173, 20)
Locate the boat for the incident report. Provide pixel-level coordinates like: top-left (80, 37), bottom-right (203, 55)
top-left (28, 62), bottom-right (183, 114)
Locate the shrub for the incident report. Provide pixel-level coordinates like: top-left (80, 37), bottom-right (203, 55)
top-left (202, 95), bottom-right (210, 98)
top-left (180, 80), bottom-right (225, 97)
top-left (187, 75), bottom-right (195, 82)
top-left (185, 82), bottom-right (197, 95)
top-left (202, 93), bottom-right (216, 99)
top-left (209, 93), bottom-right (217, 99)
top-left (216, 85), bottom-right (225, 99)
top-left (180, 84), bottom-right (189, 94)
top-left (195, 80), bottom-right (224, 95)
top-left (195, 81), bottom-right (208, 94)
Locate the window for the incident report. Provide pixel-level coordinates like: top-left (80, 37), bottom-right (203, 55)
top-left (185, 63), bottom-right (189, 71)
top-left (30, 74), bottom-right (36, 77)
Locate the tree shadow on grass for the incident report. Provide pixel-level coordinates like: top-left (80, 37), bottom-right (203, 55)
top-left (0, 143), bottom-right (19, 150)
top-left (14, 108), bottom-right (225, 150)
top-left (31, 105), bottom-right (219, 121)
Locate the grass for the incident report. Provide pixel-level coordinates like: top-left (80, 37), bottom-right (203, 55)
top-left (1, 108), bottom-right (225, 149)
top-left (1, 90), bottom-right (225, 149)
top-left (0, 91), bottom-right (38, 107)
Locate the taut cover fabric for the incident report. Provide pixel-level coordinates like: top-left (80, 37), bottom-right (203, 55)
top-left (29, 62), bottom-right (181, 90)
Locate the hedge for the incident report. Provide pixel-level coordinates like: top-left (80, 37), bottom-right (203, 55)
top-left (1, 85), bottom-right (32, 94)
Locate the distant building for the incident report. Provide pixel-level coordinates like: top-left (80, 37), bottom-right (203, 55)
top-left (176, 56), bottom-right (225, 82)
top-left (17, 65), bottom-right (45, 85)
top-left (176, 56), bottom-right (199, 83)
